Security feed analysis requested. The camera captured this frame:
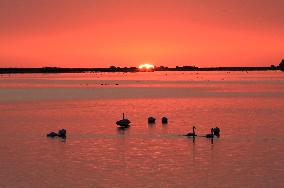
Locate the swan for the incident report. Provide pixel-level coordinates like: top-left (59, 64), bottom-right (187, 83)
top-left (116, 113), bottom-right (131, 127)
top-left (162, 117), bottom-right (168, 124)
top-left (205, 128), bottom-right (214, 138)
top-left (148, 117), bottom-right (156, 124)
top-left (185, 126), bottom-right (197, 137)
top-left (47, 129), bottom-right (66, 138)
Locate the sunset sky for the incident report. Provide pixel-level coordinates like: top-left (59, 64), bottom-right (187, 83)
top-left (0, 0), bottom-right (283, 68)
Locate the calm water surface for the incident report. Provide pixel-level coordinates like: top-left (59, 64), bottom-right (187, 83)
top-left (0, 71), bottom-right (284, 187)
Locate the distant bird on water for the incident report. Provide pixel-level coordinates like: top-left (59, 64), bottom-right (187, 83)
top-left (205, 128), bottom-right (214, 138)
top-left (148, 117), bottom-right (156, 124)
top-left (47, 129), bottom-right (66, 138)
top-left (162, 117), bottom-right (168, 124)
top-left (116, 113), bottom-right (131, 127)
top-left (184, 126), bottom-right (197, 137)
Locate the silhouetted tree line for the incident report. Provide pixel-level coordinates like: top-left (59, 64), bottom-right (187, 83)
top-left (0, 59), bottom-right (283, 74)
top-left (279, 59), bottom-right (284, 71)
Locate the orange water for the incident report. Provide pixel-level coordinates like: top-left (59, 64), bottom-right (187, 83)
top-left (0, 71), bottom-right (283, 187)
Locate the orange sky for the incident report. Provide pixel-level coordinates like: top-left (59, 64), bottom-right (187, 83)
top-left (0, 0), bottom-right (283, 68)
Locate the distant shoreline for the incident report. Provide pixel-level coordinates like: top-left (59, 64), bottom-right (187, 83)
top-left (0, 66), bottom-right (282, 74)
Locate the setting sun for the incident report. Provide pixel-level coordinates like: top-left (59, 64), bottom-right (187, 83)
top-left (138, 64), bottom-right (155, 71)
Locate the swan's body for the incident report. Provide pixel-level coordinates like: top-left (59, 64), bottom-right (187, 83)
top-left (116, 119), bottom-right (131, 127)
top-left (47, 132), bottom-right (58, 137)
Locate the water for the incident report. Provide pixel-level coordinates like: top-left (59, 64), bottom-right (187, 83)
top-left (0, 71), bottom-right (283, 187)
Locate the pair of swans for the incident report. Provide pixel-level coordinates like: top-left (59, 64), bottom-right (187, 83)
top-left (184, 126), bottom-right (219, 138)
top-left (148, 116), bottom-right (168, 124)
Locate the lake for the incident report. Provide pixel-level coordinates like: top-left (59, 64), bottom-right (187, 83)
top-left (0, 71), bottom-right (284, 187)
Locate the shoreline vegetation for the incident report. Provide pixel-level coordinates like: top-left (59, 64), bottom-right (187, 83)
top-left (1, 59), bottom-right (283, 74)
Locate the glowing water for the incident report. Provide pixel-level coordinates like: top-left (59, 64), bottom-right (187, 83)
top-left (0, 71), bottom-right (283, 187)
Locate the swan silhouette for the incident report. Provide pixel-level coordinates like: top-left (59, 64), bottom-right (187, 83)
top-left (148, 117), bottom-right (156, 124)
top-left (116, 113), bottom-right (131, 127)
top-left (185, 126), bottom-right (197, 137)
top-left (47, 129), bottom-right (66, 138)
top-left (205, 128), bottom-right (214, 138)
top-left (162, 117), bottom-right (168, 124)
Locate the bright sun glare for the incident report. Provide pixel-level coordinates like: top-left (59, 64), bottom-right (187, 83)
top-left (138, 63), bottom-right (155, 70)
